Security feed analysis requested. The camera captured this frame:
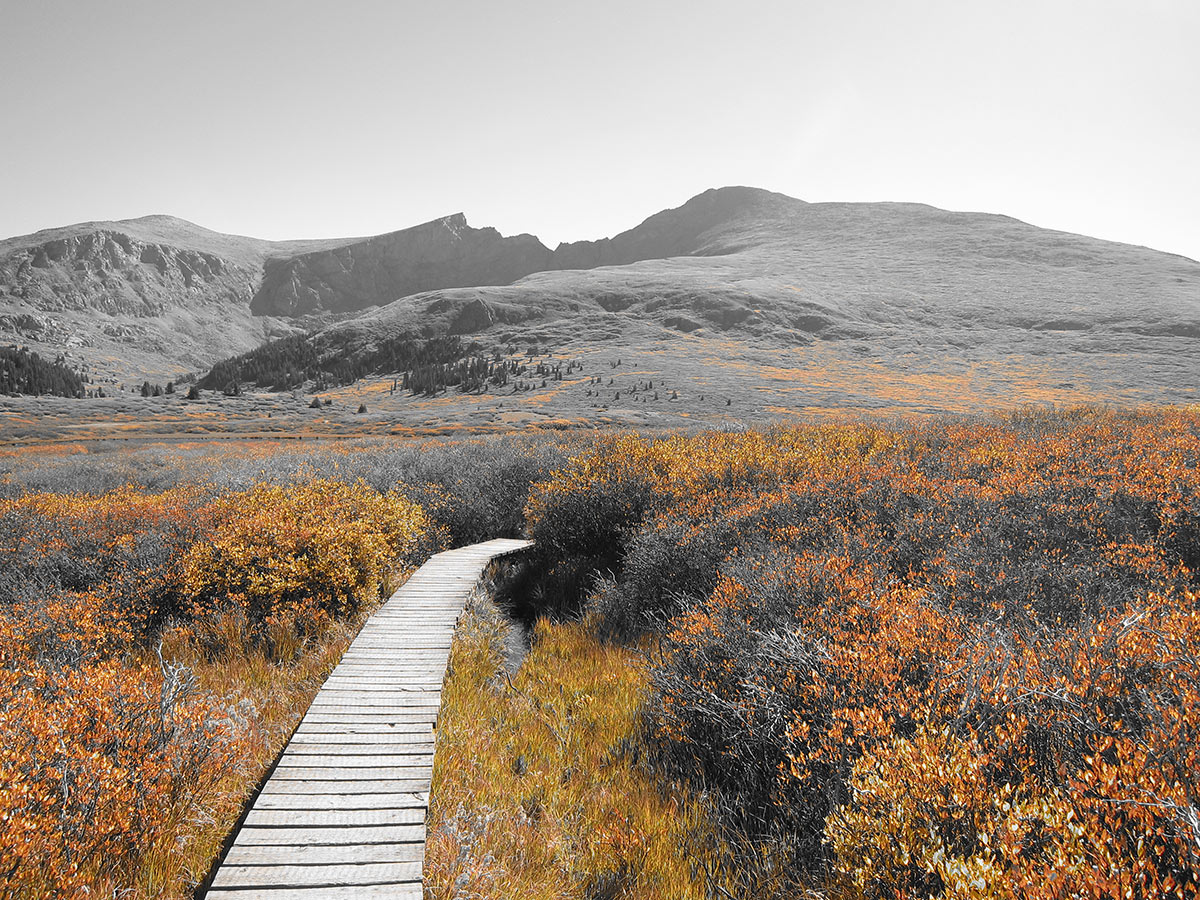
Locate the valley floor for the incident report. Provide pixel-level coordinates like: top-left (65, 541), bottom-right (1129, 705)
top-left (4, 328), bottom-right (1196, 446)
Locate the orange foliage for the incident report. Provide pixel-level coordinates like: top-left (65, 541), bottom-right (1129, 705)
top-left (0, 477), bottom-right (440, 898)
top-left (181, 479), bottom-right (439, 650)
top-left (528, 407), bottom-right (1200, 897)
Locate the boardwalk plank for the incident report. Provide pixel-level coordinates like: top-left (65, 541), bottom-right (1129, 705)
top-left (208, 888), bottom-right (422, 900)
top-left (260, 779), bottom-right (431, 794)
top-left (270, 766), bottom-right (433, 781)
top-left (211, 861), bottom-right (421, 888)
top-left (284, 733), bottom-right (434, 746)
top-left (298, 715), bottom-right (439, 725)
top-left (234, 824), bottom-right (425, 845)
top-left (292, 723), bottom-right (433, 735)
top-left (252, 792), bottom-right (428, 811)
top-left (223, 842), bottom-right (424, 865)
top-left (308, 696), bottom-right (443, 707)
top-left (278, 753), bottom-right (435, 767)
top-left (244, 808), bottom-right (424, 828)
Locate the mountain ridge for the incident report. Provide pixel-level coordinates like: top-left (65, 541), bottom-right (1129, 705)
top-left (1, 187), bottom-right (1197, 399)
top-left (248, 212), bottom-right (555, 317)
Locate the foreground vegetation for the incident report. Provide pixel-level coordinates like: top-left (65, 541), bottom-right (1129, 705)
top-left (0, 436), bottom-right (567, 898)
top-left (520, 407), bottom-right (1200, 897)
top-left (2, 407), bottom-right (1198, 898)
top-left (427, 598), bottom-right (736, 898)
top-left (0, 480), bottom-right (433, 896)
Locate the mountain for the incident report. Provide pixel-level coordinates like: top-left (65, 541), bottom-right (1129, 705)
top-left (2, 188), bottom-right (1197, 417)
top-left (249, 214), bottom-right (553, 317)
top-left (0, 216), bottom-right (359, 382)
top-left (324, 186), bottom-right (1200, 346)
top-left (279, 186), bottom-right (1200, 420)
top-left (550, 185), bottom-right (798, 269)
top-left (0, 210), bottom-right (565, 383)
top-left (0, 214), bottom-right (360, 313)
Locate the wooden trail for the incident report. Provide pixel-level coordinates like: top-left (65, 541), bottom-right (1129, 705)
top-left (206, 538), bottom-right (532, 900)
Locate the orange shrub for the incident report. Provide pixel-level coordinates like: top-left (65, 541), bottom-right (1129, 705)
top-left (0, 655), bottom-right (261, 898)
top-left (525, 408), bottom-right (1200, 896)
top-left (0, 473), bottom-right (445, 898)
top-left (0, 485), bottom-right (210, 642)
top-left (180, 479), bottom-right (441, 651)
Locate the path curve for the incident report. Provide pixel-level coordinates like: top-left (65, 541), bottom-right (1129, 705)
top-left (206, 538), bottom-right (532, 899)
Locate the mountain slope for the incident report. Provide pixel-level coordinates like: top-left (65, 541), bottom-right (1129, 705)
top-left (249, 214), bottom-right (553, 317)
top-left (0, 214), bottom-right (358, 313)
top-left (550, 185), bottom-right (799, 268)
top-left (2, 188), bottom-right (1197, 414)
top-left (0, 215), bottom-right (363, 382)
top-left (329, 187), bottom-right (1200, 346)
top-left (0, 211), bottom-right (554, 382)
top-left (271, 187), bottom-right (1198, 421)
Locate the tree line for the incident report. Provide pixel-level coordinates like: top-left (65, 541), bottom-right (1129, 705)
top-left (199, 330), bottom-right (584, 398)
top-left (198, 333), bottom-right (480, 393)
top-left (0, 346), bottom-right (85, 398)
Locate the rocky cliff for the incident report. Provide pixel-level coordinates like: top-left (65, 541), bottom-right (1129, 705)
top-left (249, 214), bottom-right (554, 316)
top-left (0, 228), bottom-right (259, 316)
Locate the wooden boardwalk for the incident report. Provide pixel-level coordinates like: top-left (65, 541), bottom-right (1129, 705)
top-left (206, 538), bottom-right (532, 900)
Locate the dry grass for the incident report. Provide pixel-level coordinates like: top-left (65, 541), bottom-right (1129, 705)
top-left (145, 601), bottom-right (382, 893)
top-left (426, 597), bottom-right (734, 899)
top-left (8, 322), bottom-right (1199, 451)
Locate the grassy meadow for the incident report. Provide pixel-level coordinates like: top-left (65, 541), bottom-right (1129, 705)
top-left (1, 407), bottom-right (1198, 898)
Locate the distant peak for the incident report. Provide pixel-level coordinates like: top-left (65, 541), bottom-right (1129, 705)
top-left (117, 214), bottom-right (197, 226)
top-left (366, 213), bottom-right (475, 246)
top-left (438, 213), bottom-right (471, 237)
top-left (684, 185), bottom-right (801, 209)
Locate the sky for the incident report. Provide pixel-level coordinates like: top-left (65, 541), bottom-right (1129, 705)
top-left (3, 0), bottom-right (1198, 260)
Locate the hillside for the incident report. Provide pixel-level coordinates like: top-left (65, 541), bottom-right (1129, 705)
top-left (249, 214), bottom-right (553, 317)
top-left (340, 186), bottom-right (1200, 343)
top-left (0, 215), bottom-right (358, 382)
top-left (0, 210), bottom-right (558, 383)
top-left (1, 187), bottom-right (1197, 428)
top-left (297, 187), bottom-right (1200, 420)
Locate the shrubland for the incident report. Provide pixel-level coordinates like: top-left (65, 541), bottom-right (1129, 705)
top-left (3, 407), bottom-right (1198, 899)
top-left (518, 407), bottom-right (1200, 898)
top-left (0, 435), bottom-right (568, 898)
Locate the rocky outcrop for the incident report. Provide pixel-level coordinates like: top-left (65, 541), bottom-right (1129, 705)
top-left (0, 229), bottom-right (258, 316)
top-left (249, 214), bottom-right (554, 316)
top-left (248, 191), bottom-right (797, 318)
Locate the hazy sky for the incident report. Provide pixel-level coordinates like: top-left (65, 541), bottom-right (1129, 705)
top-left (3, 0), bottom-right (1198, 260)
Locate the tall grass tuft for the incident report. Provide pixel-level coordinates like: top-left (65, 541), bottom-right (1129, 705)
top-left (426, 595), bottom-right (738, 899)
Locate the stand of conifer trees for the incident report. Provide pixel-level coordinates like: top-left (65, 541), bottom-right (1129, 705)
top-left (0, 347), bottom-right (85, 398)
